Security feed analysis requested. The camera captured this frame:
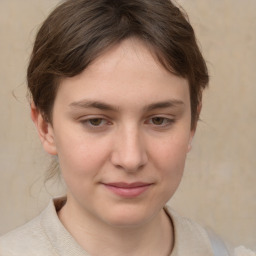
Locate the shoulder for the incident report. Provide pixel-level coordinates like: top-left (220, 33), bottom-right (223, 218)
top-left (0, 205), bottom-right (57, 256)
top-left (234, 246), bottom-right (256, 256)
top-left (0, 197), bottom-right (86, 256)
top-left (166, 206), bottom-right (206, 234)
top-left (166, 207), bottom-right (213, 254)
top-left (165, 206), bottom-right (232, 256)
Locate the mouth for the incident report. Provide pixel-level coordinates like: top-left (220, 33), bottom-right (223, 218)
top-left (102, 182), bottom-right (153, 198)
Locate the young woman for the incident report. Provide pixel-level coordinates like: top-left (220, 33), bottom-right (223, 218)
top-left (1, 0), bottom-right (247, 255)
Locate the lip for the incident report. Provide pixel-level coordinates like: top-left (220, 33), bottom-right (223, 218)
top-left (102, 182), bottom-right (152, 198)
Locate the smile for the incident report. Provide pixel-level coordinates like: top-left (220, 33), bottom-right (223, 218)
top-left (102, 182), bottom-right (152, 198)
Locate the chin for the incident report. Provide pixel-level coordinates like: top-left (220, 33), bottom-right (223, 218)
top-left (100, 203), bottom-right (159, 228)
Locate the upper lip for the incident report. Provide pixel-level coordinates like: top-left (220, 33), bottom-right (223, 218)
top-left (102, 182), bottom-right (152, 188)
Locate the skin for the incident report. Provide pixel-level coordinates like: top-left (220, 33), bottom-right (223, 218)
top-left (32, 38), bottom-right (196, 256)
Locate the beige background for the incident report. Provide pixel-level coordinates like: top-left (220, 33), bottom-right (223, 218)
top-left (0, 0), bottom-right (255, 250)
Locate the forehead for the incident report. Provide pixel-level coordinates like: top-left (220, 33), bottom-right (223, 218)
top-left (56, 38), bottom-right (190, 109)
top-left (86, 38), bottom-right (175, 81)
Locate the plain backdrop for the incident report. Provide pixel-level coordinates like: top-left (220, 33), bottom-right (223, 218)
top-left (0, 0), bottom-right (255, 250)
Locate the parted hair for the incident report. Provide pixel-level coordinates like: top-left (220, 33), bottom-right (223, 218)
top-left (28, 0), bottom-right (209, 129)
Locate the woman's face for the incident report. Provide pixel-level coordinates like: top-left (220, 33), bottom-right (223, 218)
top-left (39, 39), bottom-right (194, 227)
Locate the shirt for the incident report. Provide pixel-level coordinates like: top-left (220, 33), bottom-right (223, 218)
top-left (0, 197), bottom-right (215, 256)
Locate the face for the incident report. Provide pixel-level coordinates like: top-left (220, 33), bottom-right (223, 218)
top-left (35, 39), bottom-right (195, 228)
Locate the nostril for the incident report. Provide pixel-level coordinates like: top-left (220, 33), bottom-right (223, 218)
top-left (110, 150), bottom-right (148, 172)
top-left (110, 129), bottom-right (148, 172)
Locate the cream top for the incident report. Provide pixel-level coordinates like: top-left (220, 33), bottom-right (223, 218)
top-left (0, 198), bottom-right (215, 256)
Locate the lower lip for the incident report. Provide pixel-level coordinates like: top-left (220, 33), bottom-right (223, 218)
top-left (103, 184), bottom-right (151, 198)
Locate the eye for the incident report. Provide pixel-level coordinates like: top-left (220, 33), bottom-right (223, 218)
top-left (88, 118), bottom-right (105, 126)
top-left (80, 117), bottom-right (111, 129)
top-left (147, 116), bottom-right (174, 127)
top-left (151, 117), bottom-right (166, 125)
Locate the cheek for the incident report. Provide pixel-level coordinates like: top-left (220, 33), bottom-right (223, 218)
top-left (154, 141), bottom-right (188, 199)
top-left (149, 131), bottom-right (190, 195)
top-left (151, 133), bottom-right (190, 170)
top-left (54, 131), bottom-right (111, 179)
top-left (56, 138), bottom-right (111, 200)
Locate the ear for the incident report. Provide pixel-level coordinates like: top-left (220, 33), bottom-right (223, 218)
top-left (187, 102), bottom-right (202, 153)
top-left (187, 130), bottom-right (195, 153)
top-left (30, 102), bottom-right (57, 155)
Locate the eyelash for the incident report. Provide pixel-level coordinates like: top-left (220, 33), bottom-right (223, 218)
top-left (80, 116), bottom-right (175, 130)
top-left (147, 117), bottom-right (175, 127)
top-left (80, 118), bottom-right (111, 129)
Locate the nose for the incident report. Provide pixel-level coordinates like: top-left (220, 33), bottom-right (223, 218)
top-left (110, 126), bottom-right (148, 172)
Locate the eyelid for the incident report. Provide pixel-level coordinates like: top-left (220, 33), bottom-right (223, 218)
top-left (145, 115), bottom-right (175, 127)
top-left (78, 114), bottom-right (109, 121)
top-left (79, 115), bottom-right (112, 129)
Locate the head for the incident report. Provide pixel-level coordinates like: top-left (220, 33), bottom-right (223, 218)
top-left (28, 0), bottom-right (208, 129)
top-left (29, 0), bottom-right (209, 227)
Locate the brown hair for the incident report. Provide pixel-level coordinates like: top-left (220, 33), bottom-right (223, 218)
top-left (28, 0), bottom-right (209, 129)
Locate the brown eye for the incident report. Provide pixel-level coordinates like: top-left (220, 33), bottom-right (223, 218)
top-left (89, 118), bottom-right (103, 126)
top-left (151, 117), bottom-right (165, 125)
top-left (147, 117), bottom-right (174, 128)
top-left (81, 117), bottom-right (112, 131)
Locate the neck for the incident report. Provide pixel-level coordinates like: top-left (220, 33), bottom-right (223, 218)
top-left (58, 199), bottom-right (174, 256)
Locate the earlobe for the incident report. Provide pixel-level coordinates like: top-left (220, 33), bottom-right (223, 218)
top-left (30, 103), bottom-right (57, 155)
top-left (187, 102), bottom-right (202, 153)
top-left (187, 142), bottom-right (192, 153)
top-left (187, 131), bottom-right (194, 153)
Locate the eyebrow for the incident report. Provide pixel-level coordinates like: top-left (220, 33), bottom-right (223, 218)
top-left (69, 99), bottom-right (184, 112)
top-left (69, 100), bottom-right (118, 111)
top-left (143, 100), bottom-right (184, 112)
